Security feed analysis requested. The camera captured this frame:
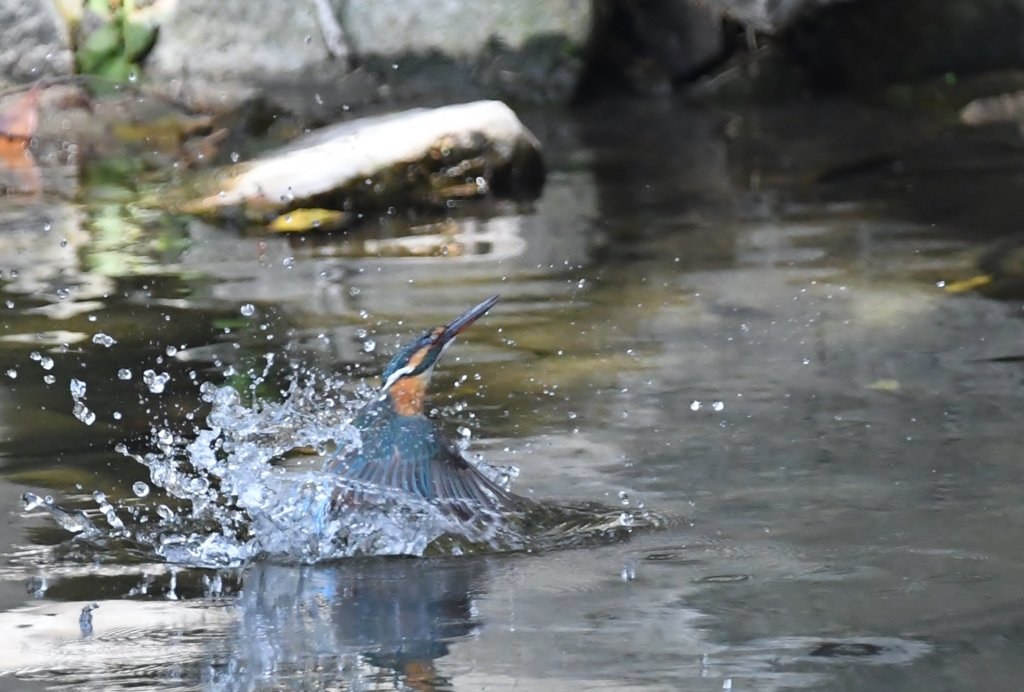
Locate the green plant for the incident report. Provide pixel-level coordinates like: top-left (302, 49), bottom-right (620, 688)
top-left (76, 0), bottom-right (158, 82)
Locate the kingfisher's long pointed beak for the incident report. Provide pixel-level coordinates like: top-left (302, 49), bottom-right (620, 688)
top-left (439, 295), bottom-right (500, 346)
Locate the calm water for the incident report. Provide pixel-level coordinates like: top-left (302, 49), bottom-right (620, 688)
top-left (3, 96), bottom-right (1024, 690)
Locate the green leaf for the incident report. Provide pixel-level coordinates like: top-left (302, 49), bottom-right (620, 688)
top-left (123, 20), bottom-right (157, 63)
top-left (78, 22), bottom-right (122, 73)
top-left (86, 0), bottom-right (113, 20)
top-left (82, 22), bottom-right (122, 59)
top-left (95, 54), bottom-right (134, 83)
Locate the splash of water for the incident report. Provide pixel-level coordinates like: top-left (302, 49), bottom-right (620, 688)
top-left (25, 371), bottom-right (661, 568)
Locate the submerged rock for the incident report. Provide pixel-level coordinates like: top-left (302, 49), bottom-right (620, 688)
top-left (185, 100), bottom-right (544, 217)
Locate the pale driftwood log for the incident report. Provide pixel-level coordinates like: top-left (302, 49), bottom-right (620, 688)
top-left (186, 100), bottom-right (542, 215)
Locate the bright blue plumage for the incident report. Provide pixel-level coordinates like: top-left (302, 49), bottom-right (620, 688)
top-left (323, 296), bottom-right (519, 513)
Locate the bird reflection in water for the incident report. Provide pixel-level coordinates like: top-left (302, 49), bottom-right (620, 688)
top-left (215, 557), bottom-right (488, 691)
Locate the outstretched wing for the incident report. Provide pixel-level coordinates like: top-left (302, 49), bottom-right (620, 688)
top-left (326, 403), bottom-right (518, 512)
top-left (426, 432), bottom-right (519, 511)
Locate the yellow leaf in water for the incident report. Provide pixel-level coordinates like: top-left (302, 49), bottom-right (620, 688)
top-left (867, 379), bottom-right (900, 392)
top-left (943, 275), bottom-right (992, 294)
top-left (268, 209), bottom-right (347, 232)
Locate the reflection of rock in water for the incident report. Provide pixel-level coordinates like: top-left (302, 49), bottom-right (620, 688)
top-left (219, 557), bottom-right (487, 690)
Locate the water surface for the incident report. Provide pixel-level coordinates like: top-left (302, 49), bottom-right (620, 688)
top-left (3, 97), bottom-right (1024, 690)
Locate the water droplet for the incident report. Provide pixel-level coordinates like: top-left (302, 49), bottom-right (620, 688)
top-left (143, 370), bottom-right (170, 394)
top-left (6, 368), bottom-right (18, 378)
top-left (802, 357), bottom-right (811, 365)
top-left (73, 402), bottom-right (96, 425)
top-left (60, 238), bottom-right (67, 248)
top-left (283, 256), bottom-right (294, 268)
top-left (91, 333), bottom-right (116, 347)
top-left (118, 368), bottom-right (132, 380)
top-left (166, 345), bottom-right (178, 357)
top-left (618, 512), bottom-right (634, 527)
top-left (156, 504), bottom-right (175, 521)
top-left (240, 303), bottom-right (256, 317)
top-left (230, 151), bottom-right (240, 163)
top-left (618, 490), bottom-right (630, 506)
top-left (56, 288), bottom-right (70, 300)
top-left (70, 379), bottom-right (86, 399)
top-left (362, 339), bottom-right (376, 353)
top-left (40, 357), bottom-right (54, 370)
top-left (712, 401), bottom-right (724, 411)
top-left (133, 481), bottom-right (150, 498)
top-left (92, 490), bottom-right (106, 504)
top-left (43, 374), bottom-right (55, 384)
top-left (113, 411), bottom-right (122, 420)
top-left (30, 351), bottom-right (40, 362)
top-left (690, 400), bottom-right (701, 411)
top-left (621, 559), bottom-right (636, 581)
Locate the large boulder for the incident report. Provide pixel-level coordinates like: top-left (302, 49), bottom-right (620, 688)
top-left (340, 0), bottom-right (592, 104)
top-left (144, 0), bottom-right (356, 115)
top-left (145, 0), bottom-right (591, 113)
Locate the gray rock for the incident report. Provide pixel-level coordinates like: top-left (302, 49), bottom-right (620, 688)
top-left (146, 0), bottom-right (354, 114)
top-left (0, 0), bottom-right (74, 88)
top-left (147, 0), bottom-right (591, 112)
top-left (339, 0), bottom-right (592, 104)
top-left (340, 0), bottom-right (590, 59)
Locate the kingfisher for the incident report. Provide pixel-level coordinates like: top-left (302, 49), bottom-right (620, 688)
top-left (324, 295), bottom-right (521, 514)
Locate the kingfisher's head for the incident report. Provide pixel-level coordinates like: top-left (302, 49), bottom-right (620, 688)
top-left (379, 295), bottom-right (499, 415)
